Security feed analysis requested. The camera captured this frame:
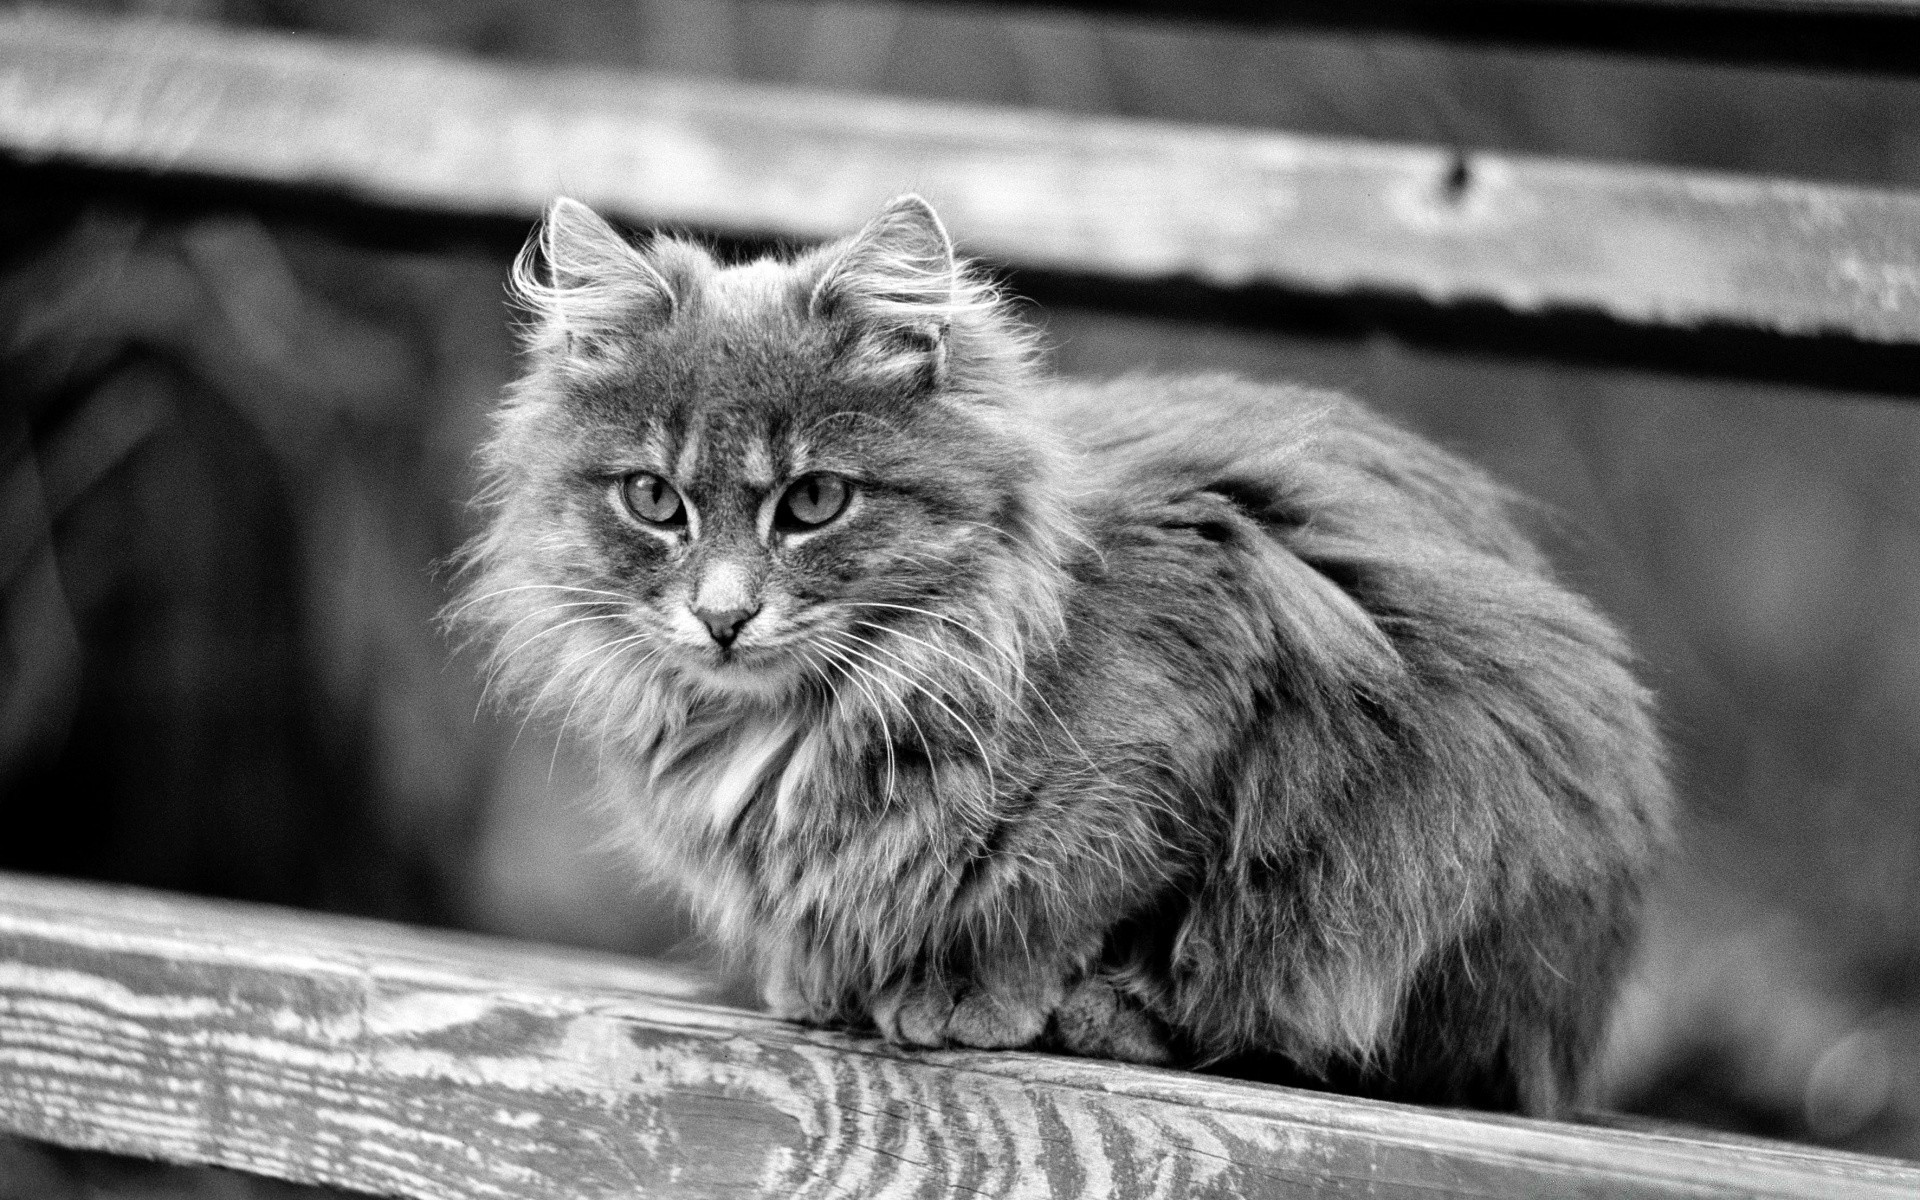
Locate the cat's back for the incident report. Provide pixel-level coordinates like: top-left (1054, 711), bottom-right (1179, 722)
top-left (1031, 374), bottom-right (1666, 1111)
top-left (1036, 372), bottom-right (1544, 571)
top-left (1038, 372), bottom-right (1330, 484)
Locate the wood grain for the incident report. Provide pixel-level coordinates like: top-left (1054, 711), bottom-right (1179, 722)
top-left (7, 10), bottom-right (1920, 345)
top-left (0, 872), bottom-right (1916, 1199)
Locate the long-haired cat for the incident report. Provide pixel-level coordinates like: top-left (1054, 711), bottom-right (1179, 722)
top-left (456, 194), bottom-right (1671, 1115)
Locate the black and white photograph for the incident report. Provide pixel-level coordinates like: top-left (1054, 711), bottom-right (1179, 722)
top-left (1, 1), bottom-right (1919, 1196)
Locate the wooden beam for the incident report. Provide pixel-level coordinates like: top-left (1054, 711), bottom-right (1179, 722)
top-left (6, 11), bottom-right (1920, 356)
top-left (0, 872), bottom-right (1917, 1199)
top-left (897, 0), bottom-right (1920, 74)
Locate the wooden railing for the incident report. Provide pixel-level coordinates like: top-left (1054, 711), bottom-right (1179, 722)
top-left (7, 7), bottom-right (1920, 394)
top-left (2, 871), bottom-right (1916, 1199)
top-left (4, 7), bottom-right (1920, 1196)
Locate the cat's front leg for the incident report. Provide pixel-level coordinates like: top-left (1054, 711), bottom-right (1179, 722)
top-left (870, 970), bottom-right (1174, 1065)
top-left (1053, 975), bottom-right (1173, 1065)
top-left (871, 968), bottom-right (1066, 1050)
top-left (759, 933), bottom-right (1065, 1048)
top-left (760, 958), bottom-right (812, 1024)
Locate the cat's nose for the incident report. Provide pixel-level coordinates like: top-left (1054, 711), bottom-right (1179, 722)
top-left (695, 606), bottom-right (757, 647)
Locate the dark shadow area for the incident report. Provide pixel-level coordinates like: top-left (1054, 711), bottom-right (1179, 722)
top-left (0, 1135), bottom-right (369, 1200)
top-left (902, 0), bottom-right (1920, 75)
top-left (1015, 268), bottom-right (1920, 401)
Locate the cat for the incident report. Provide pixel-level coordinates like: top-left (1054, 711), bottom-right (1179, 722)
top-left (455, 193), bottom-right (1672, 1116)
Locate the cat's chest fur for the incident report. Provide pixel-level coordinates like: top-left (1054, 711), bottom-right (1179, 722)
top-left (646, 710), bottom-right (807, 837)
top-left (616, 692), bottom-right (989, 953)
top-left (613, 506), bottom-right (1270, 1004)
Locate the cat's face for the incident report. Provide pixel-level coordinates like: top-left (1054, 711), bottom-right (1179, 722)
top-left (481, 197), bottom-right (1054, 710)
top-left (551, 337), bottom-right (1000, 701)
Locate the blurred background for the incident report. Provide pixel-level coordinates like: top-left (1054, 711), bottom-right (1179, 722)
top-left (4, 0), bottom-right (1920, 1175)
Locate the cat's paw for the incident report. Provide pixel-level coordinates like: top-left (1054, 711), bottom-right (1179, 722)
top-left (946, 982), bottom-right (1056, 1049)
top-left (1054, 977), bottom-right (1173, 1066)
top-left (872, 983), bottom-right (957, 1047)
top-left (871, 977), bottom-right (1059, 1049)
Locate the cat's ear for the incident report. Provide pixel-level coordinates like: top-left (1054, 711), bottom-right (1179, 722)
top-left (512, 197), bottom-right (675, 361)
top-left (808, 195), bottom-right (960, 388)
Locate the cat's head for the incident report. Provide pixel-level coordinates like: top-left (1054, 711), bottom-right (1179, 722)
top-left (461, 195), bottom-right (1070, 727)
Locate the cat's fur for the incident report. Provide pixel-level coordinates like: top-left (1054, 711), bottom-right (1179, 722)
top-left (457, 194), bottom-right (1671, 1114)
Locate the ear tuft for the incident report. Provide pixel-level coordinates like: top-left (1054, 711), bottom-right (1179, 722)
top-left (809, 195), bottom-right (973, 387)
top-left (510, 197), bottom-right (675, 361)
top-left (810, 194), bottom-right (957, 320)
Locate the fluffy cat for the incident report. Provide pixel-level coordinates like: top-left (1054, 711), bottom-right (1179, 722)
top-left (456, 194), bottom-right (1671, 1115)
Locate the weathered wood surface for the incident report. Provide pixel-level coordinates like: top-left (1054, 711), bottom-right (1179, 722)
top-left (8, 12), bottom-right (1920, 348)
top-left (0, 873), bottom-right (1917, 1199)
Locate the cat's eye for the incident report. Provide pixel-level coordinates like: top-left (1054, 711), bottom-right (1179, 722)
top-left (776, 473), bottom-right (850, 531)
top-left (620, 472), bottom-right (685, 526)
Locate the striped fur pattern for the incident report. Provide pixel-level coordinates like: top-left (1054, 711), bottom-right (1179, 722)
top-left (454, 195), bottom-right (1672, 1114)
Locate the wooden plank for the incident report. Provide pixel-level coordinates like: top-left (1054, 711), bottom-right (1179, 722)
top-left (6, 12), bottom-right (1920, 350)
top-left (899, 0), bottom-right (1920, 74)
top-left (0, 872), bottom-right (1917, 1199)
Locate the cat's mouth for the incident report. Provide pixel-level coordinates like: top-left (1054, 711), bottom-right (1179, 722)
top-left (680, 638), bottom-right (803, 697)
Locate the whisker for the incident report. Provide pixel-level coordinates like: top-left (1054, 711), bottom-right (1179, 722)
top-left (814, 639), bottom-right (901, 804)
top-left (820, 634), bottom-right (943, 799)
top-left (489, 598), bottom-right (626, 656)
top-left (517, 625), bottom-right (657, 746)
top-left (835, 601), bottom-right (1019, 662)
top-left (857, 615), bottom-right (1108, 786)
top-left (593, 645), bottom-right (677, 777)
top-left (793, 644), bottom-right (842, 707)
top-left (550, 632), bottom-right (655, 781)
top-left (827, 633), bottom-right (997, 804)
top-left (481, 609), bottom-right (627, 713)
top-left (847, 601), bottom-right (1081, 755)
top-left (447, 581), bottom-right (631, 619)
top-left (852, 618), bottom-right (1022, 712)
top-left (834, 599), bottom-right (1036, 703)
top-left (494, 609), bottom-right (624, 673)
